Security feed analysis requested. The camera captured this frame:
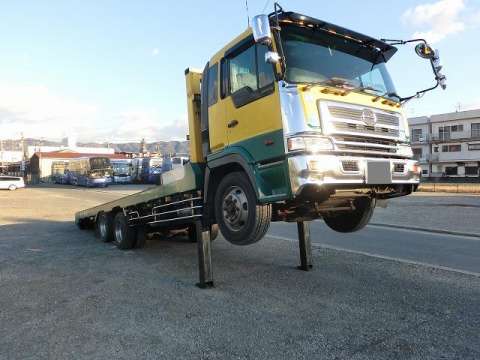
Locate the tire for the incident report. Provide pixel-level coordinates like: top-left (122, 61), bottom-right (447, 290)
top-left (323, 197), bottom-right (376, 233)
top-left (95, 212), bottom-right (114, 242)
top-left (8, 184), bottom-right (17, 191)
top-left (214, 171), bottom-right (271, 246)
top-left (113, 212), bottom-right (137, 250)
top-left (135, 226), bottom-right (147, 249)
top-left (188, 223), bottom-right (219, 242)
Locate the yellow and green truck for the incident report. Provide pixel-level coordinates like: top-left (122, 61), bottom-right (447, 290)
top-left (75, 5), bottom-right (446, 286)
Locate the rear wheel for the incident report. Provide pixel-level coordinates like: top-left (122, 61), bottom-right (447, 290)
top-left (323, 197), bottom-right (376, 233)
top-left (96, 212), bottom-right (114, 242)
top-left (113, 212), bottom-right (137, 250)
top-left (8, 184), bottom-right (17, 191)
top-left (135, 226), bottom-right (147, 249)
top-left (214, 171), bottom-right (271, 246)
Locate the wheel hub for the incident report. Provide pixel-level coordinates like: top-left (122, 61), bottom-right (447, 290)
top-left (222, 186), bottom-right (248, 231)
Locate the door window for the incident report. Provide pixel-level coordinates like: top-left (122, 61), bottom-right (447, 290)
top-left (257, 45), bottom-right (275, 88)
top-left (227, 43), bottom-right (275, 104)
top-left (207, 63), bottom-right (218, 107)
top-left (229, 46), bottom-right (257, 94)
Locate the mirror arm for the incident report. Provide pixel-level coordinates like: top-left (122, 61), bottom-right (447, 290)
top-left (381, 38), bottom-right (428, 46)
top-left (400, 82), bottom-right (439, 104)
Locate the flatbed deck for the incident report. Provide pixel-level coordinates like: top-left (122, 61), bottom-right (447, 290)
top-left (74, 163), bottom-right (204, 224)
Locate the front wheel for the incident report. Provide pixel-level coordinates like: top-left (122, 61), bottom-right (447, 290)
top-left (323, 197), bottom-right (376, 233)
top-left (8, 185), bottom-right (17, 191)
top-left (214, 171), bottom-right (271, 246)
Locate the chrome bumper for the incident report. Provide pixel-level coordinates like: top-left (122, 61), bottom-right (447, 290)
top-left (288, 154), bottom-right (420, 196)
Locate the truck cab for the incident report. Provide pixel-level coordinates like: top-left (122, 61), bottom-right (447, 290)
top-left (188, 9), bottom-right (444, 245)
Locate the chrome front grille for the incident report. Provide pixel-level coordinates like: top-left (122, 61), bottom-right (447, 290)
top-left (334, 136), bottom-right (398, 155)
top-left (333, 122), bottom-right (399, 137)
top-left (320, 101), bottom-right (403, 156)
top-left (328, 105), bottom-right (400, 127)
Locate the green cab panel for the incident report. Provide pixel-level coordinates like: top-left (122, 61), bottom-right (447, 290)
top-left (207, 129), bottom-right (292, 203)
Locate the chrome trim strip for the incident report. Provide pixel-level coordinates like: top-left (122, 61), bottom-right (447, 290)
top-left (147, 214), bottom-right (202, 225)
top-left (152, 197), bottom-right (202, 211)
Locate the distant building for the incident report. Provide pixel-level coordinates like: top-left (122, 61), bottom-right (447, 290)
top-left (0, 150), bottom-right (23, 163)
top-left (30, 150), bottom-right (127, 183)
top-left (27, 145), bottom-right (114, 158)
top-left (408, 109), bottom-right (480, 179)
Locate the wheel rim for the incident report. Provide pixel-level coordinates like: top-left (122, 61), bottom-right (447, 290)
top-left (114, 220), bottom-right (124, 244)
top-left (99, 217), bottom-right (108, 238)
top-left (9, 185), bottom-right (16, 190)
top-left (222, 186), bottom-right (249, 232)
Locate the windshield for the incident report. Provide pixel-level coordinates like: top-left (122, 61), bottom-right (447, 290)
top-left (150, 159), bottom-right (163, 169)
top-left (281, 26), bottom-right (398, 101)
top-left (113, 163), bottom-right (131, 174)
top-left (90, 157), bottom-right (111, 170)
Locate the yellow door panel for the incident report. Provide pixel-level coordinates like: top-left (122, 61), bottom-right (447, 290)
top-left (225, 85), bottom-right (282, 145)
top-left (204, 62), bottom-right (228, 153)
top-left (208, 99), bottom-right (227, 152)
top-left (225, 43), bottom-right (283, 146)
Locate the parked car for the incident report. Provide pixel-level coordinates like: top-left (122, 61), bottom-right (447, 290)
top-left (0, 176), bottom-right (25, 191)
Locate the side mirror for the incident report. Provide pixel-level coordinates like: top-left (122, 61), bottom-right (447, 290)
top-left (415, 43), bottom-right (435, 59)
top-left (251, 14), bottom-right (272, 45)
top-left (265, 51), bottom-right (281, 64)
top-left (415, 43), bottom-right (447, 90)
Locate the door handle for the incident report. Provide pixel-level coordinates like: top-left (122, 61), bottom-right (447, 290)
top-left (227, 119), bottom-right (239, 128)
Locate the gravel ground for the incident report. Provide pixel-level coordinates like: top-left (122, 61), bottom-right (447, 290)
top-left (0, 186), bottom-right (479, 359)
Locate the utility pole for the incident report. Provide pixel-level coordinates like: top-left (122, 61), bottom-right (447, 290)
top-left (0, 138), bottom-right (4, 174)
top-left (21, 133), bottom-right (27, 161)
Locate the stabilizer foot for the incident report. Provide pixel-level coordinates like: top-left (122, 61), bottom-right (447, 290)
top-left (297, 221), bottom-right (313, 271)
top-left (195, 220), bottom-right (214, 288)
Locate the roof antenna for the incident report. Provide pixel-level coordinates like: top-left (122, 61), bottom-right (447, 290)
top-left (245, 0), bottom-right (250, 27)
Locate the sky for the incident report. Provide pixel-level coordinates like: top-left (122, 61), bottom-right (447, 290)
top-left (1, 0), bottom-right (479, 142)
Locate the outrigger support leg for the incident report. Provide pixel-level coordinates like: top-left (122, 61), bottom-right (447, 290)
top-left (195, 220), bottom-right (214, 289)
top-left (297, 221), bottom-right (313, 271)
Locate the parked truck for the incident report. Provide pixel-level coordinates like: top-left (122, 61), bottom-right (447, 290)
top-left (75, 4), bottom-right (446, 286)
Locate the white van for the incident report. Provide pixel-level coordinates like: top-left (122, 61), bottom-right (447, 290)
top-left (0, 176), bottom-right (25, 190)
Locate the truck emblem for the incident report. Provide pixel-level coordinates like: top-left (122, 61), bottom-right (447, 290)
top-left (361, 109), bottom-right (377, 126)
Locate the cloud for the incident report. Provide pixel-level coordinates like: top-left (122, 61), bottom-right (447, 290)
top-left (0, 84), bottom-right (98, 141)
top-left (402, 0), bottom-right (473, 43)
top-left (101, 110), bottom-right (188, 143)
top-left (0, 83), bottom-right (187, 143)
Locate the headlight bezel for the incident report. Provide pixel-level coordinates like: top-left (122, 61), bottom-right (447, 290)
top-left (287, 136), bottom-right (334, 153)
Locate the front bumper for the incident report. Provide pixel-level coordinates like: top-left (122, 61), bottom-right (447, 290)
top-left (114, 176), bottom-right (132, 183)
top-left (288, 154), bottom-right (420, 196)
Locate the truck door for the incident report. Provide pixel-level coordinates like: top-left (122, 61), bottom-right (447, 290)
top-left (201, 62), bottom-right (227, 156)
top-left (223, 40), bottom-right (282, 156)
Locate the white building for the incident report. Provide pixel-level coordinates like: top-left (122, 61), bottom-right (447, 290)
top-left (409, 109), bottom-right (480, 178)
top-left (0, 150), bottom-right (23, 163)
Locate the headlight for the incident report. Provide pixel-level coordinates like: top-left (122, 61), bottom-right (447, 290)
top-left (287, 136), bottom-right (334, 153)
